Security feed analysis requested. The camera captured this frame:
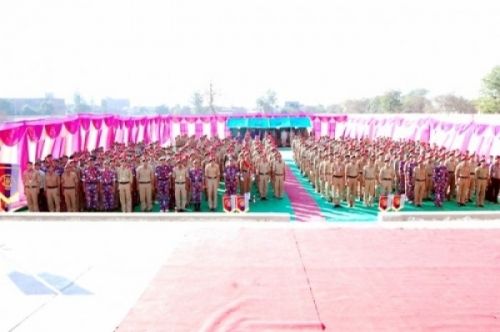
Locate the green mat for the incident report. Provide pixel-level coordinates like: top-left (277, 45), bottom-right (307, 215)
top-left (282, 149), bottom-right (500, 222)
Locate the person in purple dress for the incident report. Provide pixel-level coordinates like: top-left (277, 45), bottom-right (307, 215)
top-left (82, 157), bottom-right (101, 211)
top-left (404, 155), bottom-right (417, 203)
top-left (224, 158), bottom-right (240, 196)
top-left (189, 160), bottom-right (205, 211)
top-left (433, 154), bottom-right (449, 208)
top-left (155, 157), bottom-right (171, 212)
top-left (101, 161), bottom-right (117, 211)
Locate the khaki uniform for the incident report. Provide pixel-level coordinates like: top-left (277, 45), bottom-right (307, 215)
top-left (23, 169), bottom-right (41, 212)
top-left (455, 161), bottom-right (471, 204)
top-left (475, 165), bottom-right (489, 206)
top-left (205, 162), bottom-right (220, 210)
top-left (345, 162), bottom-right (359, 207)
top-left (425, 161), bottom-right (434, 199)
top-left (413, 165), bottom-right (427, 206)
top-left (468, 165), bottom-right (476, 201)
top-left (61, 170), bottom-right (78, 212)
top-left (45, 171), bottom-right (61, 212)
top-left (117, 166), bottom-right (133, 212)
top-left (173, 166), bottom-right (188, 210)
top-left (379, 165), bottom-right (395, 195)
top-left (258, 160), bottom-right (271, 198)
top-left (136, 164), bottom-right (154, 211)
top-left (445, 157), bottom-right (457, 199)
top-left (363, 164), bottom-right (376, 206)
top-left (332, 162), bottom-right (345, 206)
top-left (272, 160), bottom-right (285, 198)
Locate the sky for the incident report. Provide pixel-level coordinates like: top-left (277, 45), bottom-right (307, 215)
top-left (0, 0), bottom-right (499, 108)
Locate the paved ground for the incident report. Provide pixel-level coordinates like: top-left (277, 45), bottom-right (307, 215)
top-left (2, 220), bottom-right (500, 332)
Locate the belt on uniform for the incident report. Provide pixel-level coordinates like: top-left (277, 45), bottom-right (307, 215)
top-left (334, 175), bottom-right (343, 178)
top-left (63, 187), bottom-right (75, 189)
top-left (459, 176), bottom-right (469, 179)
top-left (207, 176), bottom-right (217, 179)
top-left (383, 178), bottom-right (392, 181)
top-left (47, 186), bottom-right (58, 189)
top-left (478, 177), bottom-right (487, 180)
top-left (119, 182), bottom-right (130, 184)
top-left (348, 175), bottom-right (357, 178)
top-left (260, 173), bottom-right (269, 175)
top-left (175, 182), bottom-right (185, 184)
top-left (25, 186), bottom-right (38, 189)
top-left (275, 173), bottom-right (284, 176)
top-left (139, 181), bottom-right (150, 184)
top-left (415, 179), bottom-right (425, 182)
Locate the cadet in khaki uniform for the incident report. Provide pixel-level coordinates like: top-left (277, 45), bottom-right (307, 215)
top-left (173, 159), bottom-right (189, 211)
top-left (45, 164), bottom-right (61, 212)
top-left (455, 155), bottom-right (471, 206)
top-left (257, 156), bottom-right (271, 199)
top-left (363, 157), bottom-right (376, 207)
top-left (205, 156), bottom-right (220, 211)
top-left (467, 156), bottom-right (478, 202)
top-left (324, 155), bottom-right (334, 201)
top-left (345, 155), bottom-right (359, 207)
top-left (378, 158), bottom-right (395, 195)
top-left (61, 164), bottom-right (78, 212)
top-left (136, 158), bottom-right (154, 212)
top-left (413, 158), bottom-right (427, 207)
top-left (475, 158), bottom-right (489, 207)
top-left (117, 159), bottom-right (133, 212)
top-left (272, 154), bottom-right (286, 199)
top-left (23, 161), bottom-right (41, 212)
top-left (331, 156), bottom-right (345, 208)
top-left (425, 156), bottom-right (434, 200)
top-left (445, 153), bottom-right (458, 200)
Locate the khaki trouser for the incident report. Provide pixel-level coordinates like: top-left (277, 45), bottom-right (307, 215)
top-left (26, 187), bottom-right (39, 212)
top-left (381, 180), bottom-right (392, 195)
top-left (347, 177), bottom-right (357, 206)
top-left (119, 184), bottom-right (132, 212)
top-left (139, 183), bottom-right (152, 211)
top-left (414, 180), bottom-right (426, 205)
top-left (426, 176), bottom-right (433, 198)
top-left (259, 175), bottom-right (269, 198)
top-left (364, 179), bottom-right (376, 206)
top-left (476, 179), bottom-right (487, 206)
top-left (332, 177), bottom-right (343, 205)
top-left (274, 175), bottom-right (284, 198)
top-left (46, 187), bottom-right (61, 212)
top-left (64, 188), bottom-right (77, 212)
top-left (207, 178), bottom-right (218, 209)
top-left (447, 173), bottom-right (456, 199)
top-left (324, 178), bottom-right (332, 201)
top-left (175, 183), bottom-right (187, 210)
top-left (468, 176), bottom-right (476, 200)
top-left (457, 177), bottom-right (470, 204)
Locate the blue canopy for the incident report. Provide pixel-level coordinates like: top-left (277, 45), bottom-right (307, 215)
top-left (227, 116), bottom-right (311, 129)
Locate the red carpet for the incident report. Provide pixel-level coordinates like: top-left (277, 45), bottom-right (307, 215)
top-left (117, 227), bottom-right (500, 332)
top-left (284, 166), bottom-right (324, 221)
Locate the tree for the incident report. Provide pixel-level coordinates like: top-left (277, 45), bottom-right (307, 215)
top-left (256, 90), bottom-right (278, 113)
top-left (343, 99), bottom-right (370, 113)
top-left (434, 94), bottom-right (477, 114)
top-left (477, 66), bottom-right (500, 113)
top-left (401, 89), bottom-right (433, 113)
top-left (191, 91), bottom-right (205, 114)
top-left (378, 90), bottom-right (402, 113)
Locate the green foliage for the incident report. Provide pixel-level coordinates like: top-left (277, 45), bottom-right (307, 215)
top-left (478, 66), bottom-right (500, 113)
top-left (256, 90), bottom-right (278, 113)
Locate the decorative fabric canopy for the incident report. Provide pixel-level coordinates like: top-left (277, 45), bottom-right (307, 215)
top-left (227, 116), bottom-right (311, 129)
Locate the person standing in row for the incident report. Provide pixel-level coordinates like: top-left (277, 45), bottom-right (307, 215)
top-left (173, 159), bottom-right (189, 212)
top-left (475, 158), bottom-right (489, 207)
top-left (101, 161), bottom-right (117, 212)
top-left (332, 156), bottom-right (345, 208)
top-left (155, 157), bottom-right (171, 212)
top-left (488, 156), bottom-right (500, 203)
top-left (379, 158), bottom-right (395, 196)
top-left (445, 153), bottom-right (458, 200)
top-left (136, 158), bottom-right (154, 212)
top-left (363, 157), bottom-right (377, 207)
top-left (44, 164), bottom-right (61, 212)
top-left (61, 163), bottom-right (78, 212)
top-left (205, 156), bottom-right (220, 212)
top-left (257, 156), bottom-right (270, 200)
top-left (189, 160), bottom-right (204, 212)
top-left (23, 161), bottom-right (41, 212)
top-left (117, 159), bottom-right (133, 212)
top-left (82, 158), bottom-right (100, 212)
top-left (455, 155), bottom-right (471, 206)
top-left (345, 155), bottom-right (359, 208)
top-left (413, 158), bottom-right (427, 207)
top-left (272, 154), bottom-right (286, 199)
top-left (433, 155), bottom-right (448, 208)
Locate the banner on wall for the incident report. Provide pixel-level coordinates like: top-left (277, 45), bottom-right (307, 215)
top-left (0, 163), bottom-right (20, 212)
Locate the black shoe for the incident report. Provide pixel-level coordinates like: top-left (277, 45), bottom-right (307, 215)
top-left (480, 205), bottom-right (485, 208)
top-left (334, 204), bottom-right (341, 208)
